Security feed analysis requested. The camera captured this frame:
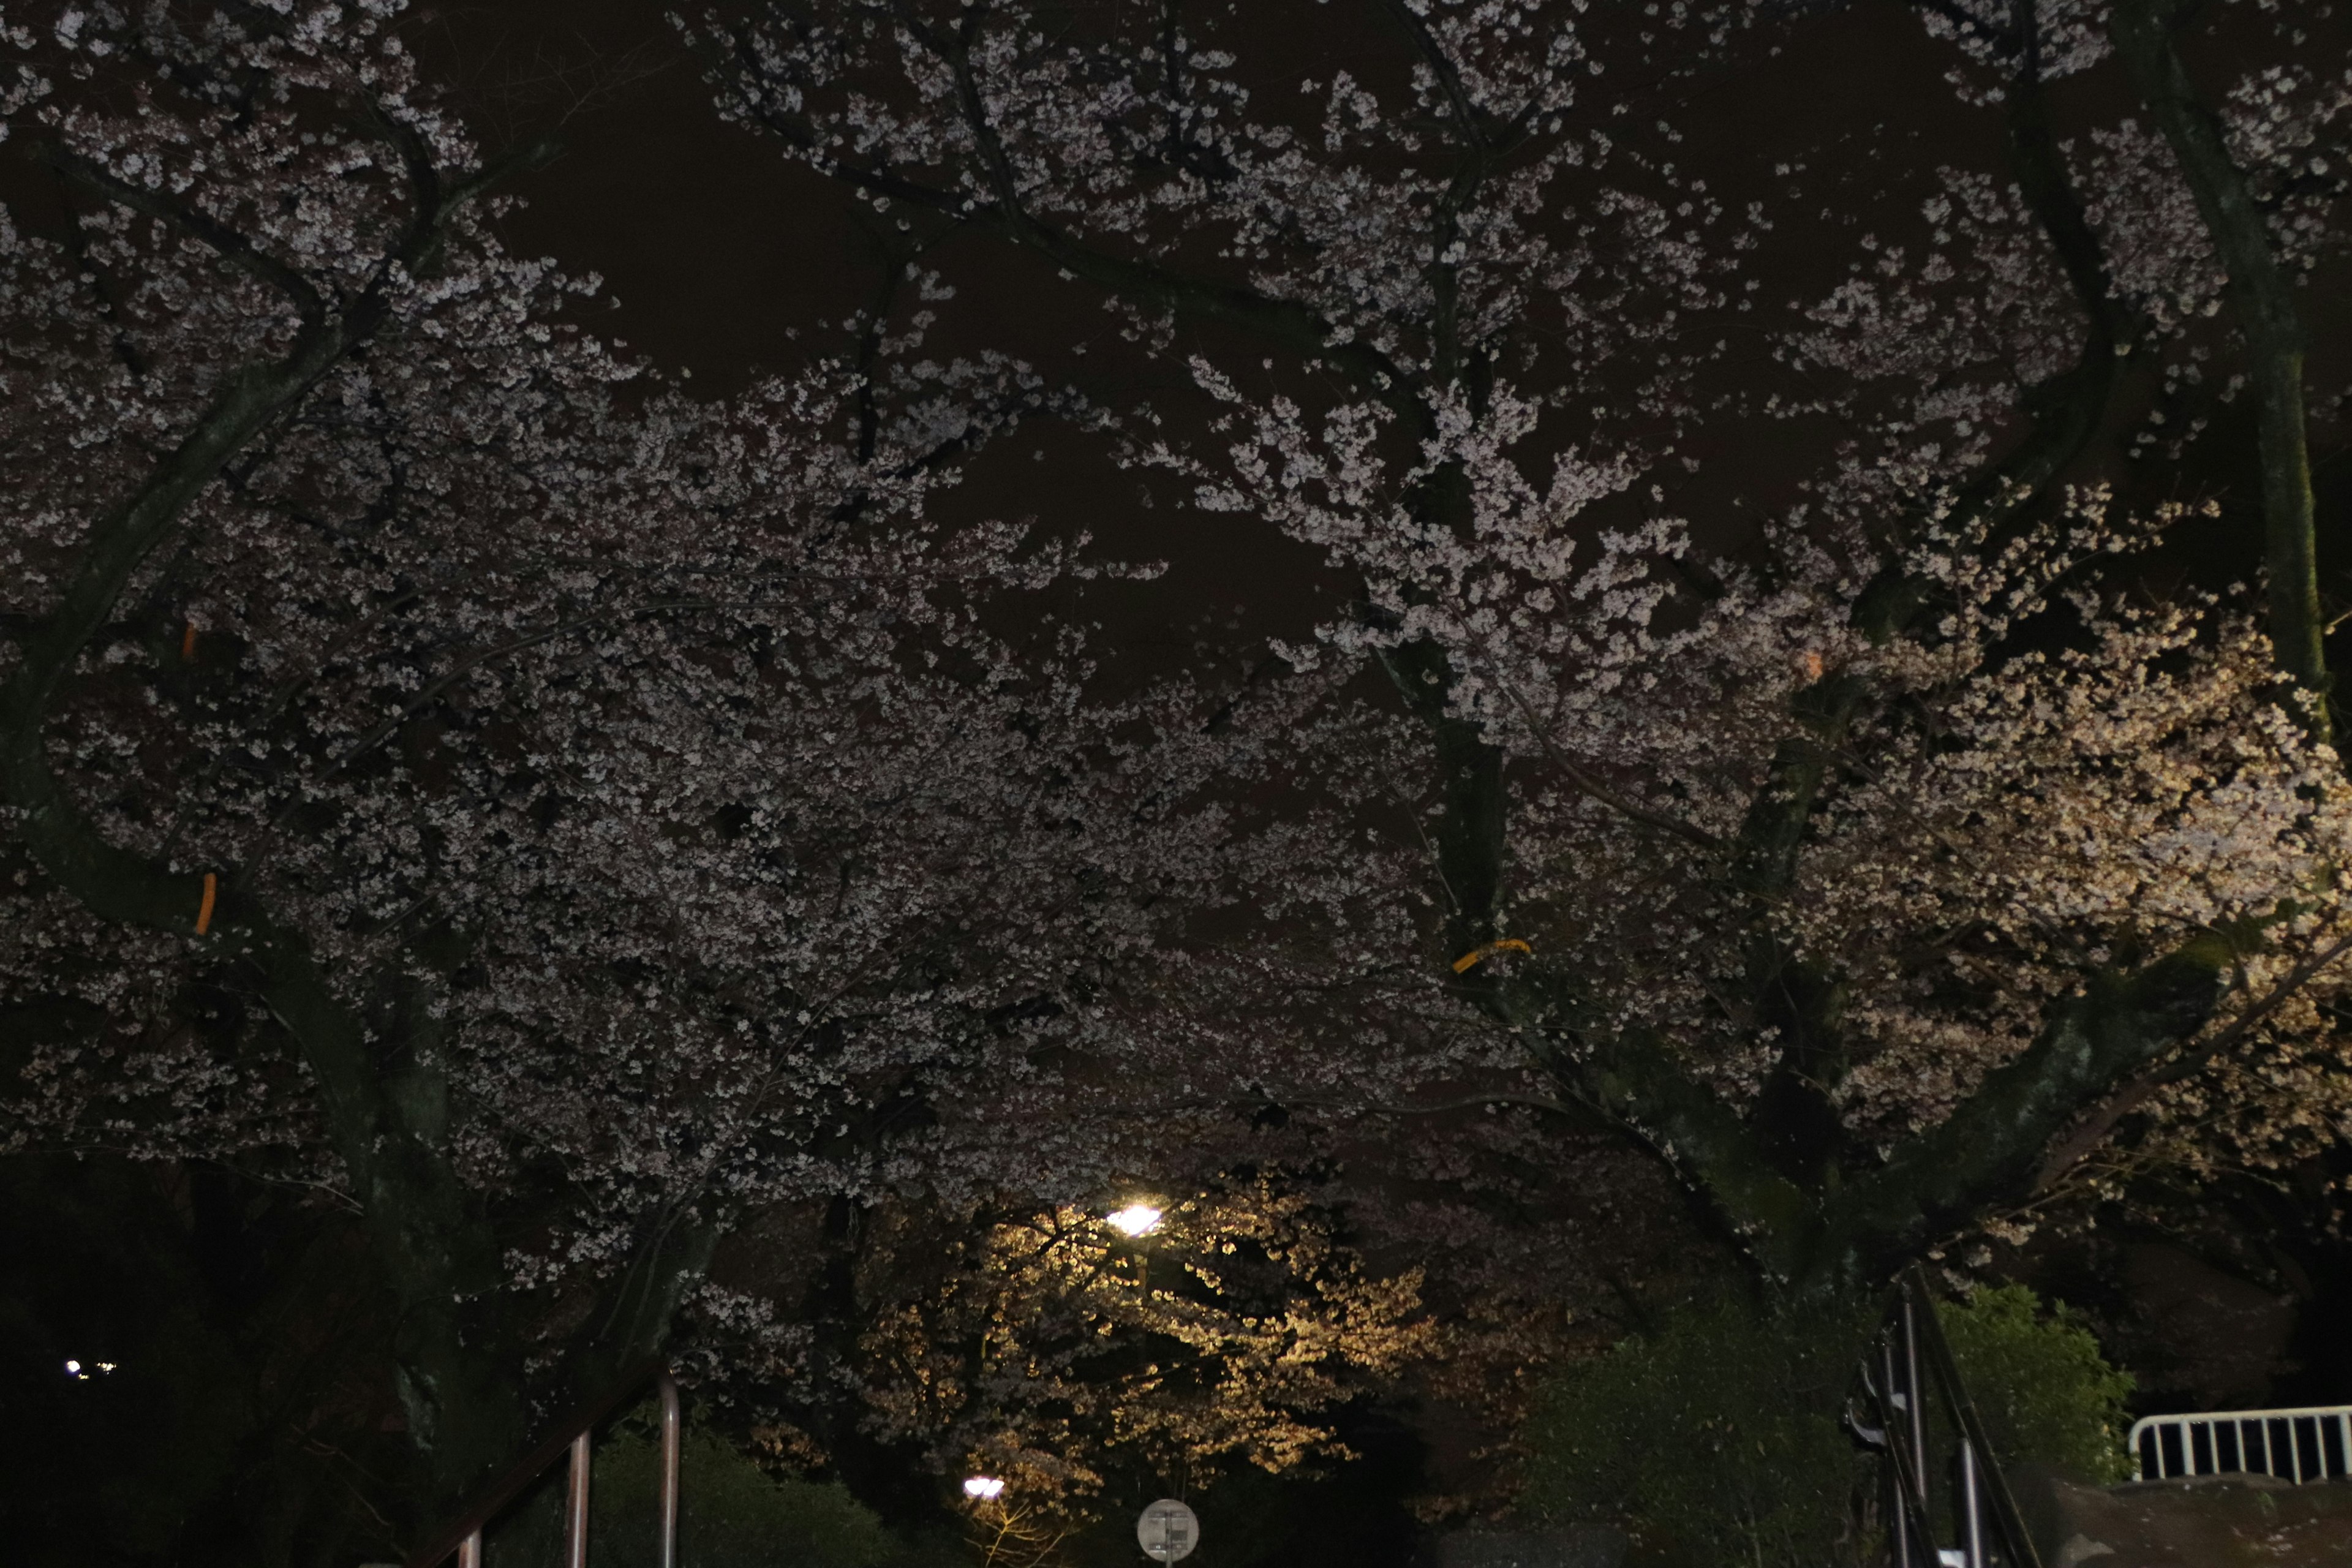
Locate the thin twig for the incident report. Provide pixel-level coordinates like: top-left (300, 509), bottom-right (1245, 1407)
top-left (1498, 679), bottom-right (1721, 849)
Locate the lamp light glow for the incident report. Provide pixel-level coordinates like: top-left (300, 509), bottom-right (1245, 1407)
top-left (1107, 1203), bottom-right (1163, 1238)
top-left (963, 1476), bottom-right (1006, 1500)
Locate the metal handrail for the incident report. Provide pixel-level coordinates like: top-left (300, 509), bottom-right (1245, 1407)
top-left (1849, 1267), bottom-right (2046, 1568)
top-left (403, 1359), bottom-right (682, 1568)
top-left (2129, 1404), bottom-right (2352, 1483)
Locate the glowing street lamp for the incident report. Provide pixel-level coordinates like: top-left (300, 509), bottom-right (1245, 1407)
top-left (963, 1476), bottom-right (1006, 1501)
top-left (1106, 1203), bottom-right (1163, 1238)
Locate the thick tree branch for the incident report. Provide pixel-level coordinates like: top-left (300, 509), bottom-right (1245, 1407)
top-left (38, 143), bottom-right (328, 322)
top-left (2030, 927), bottom-right (2352, 1191)
top-left (1819, 936), bottom-right (2231, 1289)
top-left (1375, 0), bottom-right (1490, 150)
top-left (944, 42), bottom-right (1422, 417)
top-left (2113, 0), bottom-right (2329, 742)
top-left (0, 324), bottom-right (354, 930)
top-left (1520, 938), bottom-right (2228, 1297)
top-left (1498, 678), bottom-right (1721, 850)
top-left (1734, 0), bottom-right (2145, 1185)
top-left (1523, 1014), bottom-right (1820, 1284)
top-left (1378, 634), bottom-right (1506, 960)
top-left (0, 126), bottom-right (655, 1512)
top-left (722, 9), bottom-right (1423, 420)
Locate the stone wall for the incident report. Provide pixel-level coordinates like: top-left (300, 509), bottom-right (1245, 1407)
top-left (2009, 1466), bottom-right (2352, 1567)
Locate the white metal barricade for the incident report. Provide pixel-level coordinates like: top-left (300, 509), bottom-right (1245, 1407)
top-left (2129, 1404), bottom-right (2352, 1483)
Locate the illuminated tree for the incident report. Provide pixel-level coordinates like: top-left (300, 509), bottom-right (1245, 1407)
top-left (0, 0), bottom-right (1163, 1521)
top-left (699, 0), bottom-right (2352, 1300)
top-left (846, 1180), bottom-right (1428, 1537)
top-left (12, 3), bottom-right (2352, 1554)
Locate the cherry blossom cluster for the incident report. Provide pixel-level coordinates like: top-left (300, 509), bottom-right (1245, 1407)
top-left (0, 1), bottom-right (1193, 1329)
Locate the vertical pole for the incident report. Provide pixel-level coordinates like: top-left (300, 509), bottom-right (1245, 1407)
top-left (658, 1374), bottom-right (682, 1568)
top-left (1902, 1293), bottom-right (1927, 1502)
top-left (565, 1430), bottom-right (592, 1568)
top-left (458, 1531), bottom-right (482, 1568)
top-left (2339, 1412), bottom-right (2350, 1480)
top-left (1959, 1438), bottom-right (1985, 1568)
top-left (1885, 1340), bottom-right (1913, 1568)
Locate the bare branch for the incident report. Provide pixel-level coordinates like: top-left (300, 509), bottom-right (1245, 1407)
top-left (37, 142), bottom-right (327, 323)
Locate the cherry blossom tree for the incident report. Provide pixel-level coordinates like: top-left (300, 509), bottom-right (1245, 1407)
top-left (699, 0), bottom-right (2352, 1305)
top-left (0, 0), bottom-right (1235, 1530)
top-left (845, 1180), bottom-right (1428, 1536)
top-left (12, 0), bottom-right (2352, 1552)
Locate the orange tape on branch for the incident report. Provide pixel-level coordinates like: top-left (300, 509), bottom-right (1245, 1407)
top-left (181, 620), bottom-right (198, 661)
top-left (1451, 939), bottom-right (1530, 973)
top-left (195, 872), bottom-right (216, 936)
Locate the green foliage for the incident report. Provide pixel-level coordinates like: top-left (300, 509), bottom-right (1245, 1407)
top-left (1941, 1284), bottom-right (2135, 1483)
top-left (604, 1429), bottom-right (918, 1568)
top-left (1513, 1283), bottom-right (2138, 1568)
top-left (1515, 1295), bottom-right (1875, 1568)
top-left (488, 1425), bottom-right (946, 1568)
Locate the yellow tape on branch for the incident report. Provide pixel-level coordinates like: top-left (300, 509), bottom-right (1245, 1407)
top-left (1451, 939), bottom-right (1531, 973)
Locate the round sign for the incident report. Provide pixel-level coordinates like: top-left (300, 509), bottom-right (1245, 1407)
top-left (1135, 1497), bottom-right (1199, 1562)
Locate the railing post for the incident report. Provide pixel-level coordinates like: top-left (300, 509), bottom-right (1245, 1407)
top-left (564, 1430), bottom-right (592, 1568)
top-left (1864, 1268), bottom-right (2045, 1568)
top-left (659, 1374), bottom-right (682, 1568)
top-left (2132, 1406), bottom-right (2352, 1485)
top-left (399, 1357), bottom-right (669, 1568)
top-left (1902, 1289), bottom-right (1927, 1500)
top-left (1959, 1438), bottom-right (1985, 1568)
top-left (1884, 1340), bottom-right (1915, 1568)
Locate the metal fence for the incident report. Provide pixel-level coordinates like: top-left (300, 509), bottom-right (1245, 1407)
top-left (405, 1360), bottom-right (680, 1568)
top-left (2130, 1405), bottom-right (2352, 1484)
top-left (1849, 1267), bottom-right (2045, 1568)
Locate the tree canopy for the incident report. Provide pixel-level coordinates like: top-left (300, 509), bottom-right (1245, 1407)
top-left (4, 0), bottom-right (2351, 1561)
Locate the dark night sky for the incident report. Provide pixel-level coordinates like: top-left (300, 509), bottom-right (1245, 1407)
top-left (428, 0), bottom-right (2352, 666)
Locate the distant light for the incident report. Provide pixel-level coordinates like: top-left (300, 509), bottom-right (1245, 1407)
top-left (62, 1360), bottom-right (115, 1380)
top-left (1107, 1203), bottom-right (1163, 1238)
top-left (64, 1360), bottom-right (79, 1376)
top-left (963, 1476), bottom-right (1006, 1500)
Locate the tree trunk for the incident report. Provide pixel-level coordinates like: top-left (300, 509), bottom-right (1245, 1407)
top-left (0, 131), bottom-right (709, 1529)
top-left (2113, 0), bottom-right (2331, 744)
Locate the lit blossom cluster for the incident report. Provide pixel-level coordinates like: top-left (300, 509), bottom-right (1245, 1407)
top-left (0, 0), bottom-right (1189, 1323)
top-left (851, 1180), bottom-right (1430, 1520)
top-left (9, 0), bottom-right (2352, 1527)
top-left (703, 0), bottom-right (2352, 1269)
